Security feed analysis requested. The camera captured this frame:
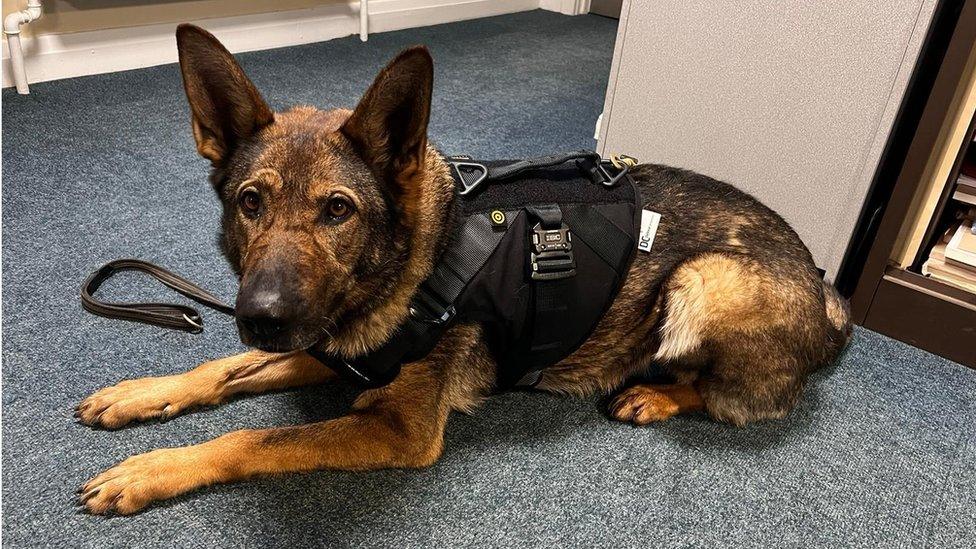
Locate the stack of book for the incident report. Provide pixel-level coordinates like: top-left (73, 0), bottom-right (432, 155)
top-left (956, 173), bottom-right (976, 205)
top-left (923, 217), bottom-right (976, 293)
top-left (955, 150), bottom-right (976, 205)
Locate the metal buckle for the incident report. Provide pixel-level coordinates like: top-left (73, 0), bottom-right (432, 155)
top-left (530, 222), bottom-right (576, 280)
top-left (182, 313), bottom-right (204, 334)
top-left (449, 161), bottom-right (489, 196)
top-left (597, 160), bottom-right (630, 187)
top-left (409, 304), bottom-right (456, 325)
top-left (408, 285), bottom-right (457, 325)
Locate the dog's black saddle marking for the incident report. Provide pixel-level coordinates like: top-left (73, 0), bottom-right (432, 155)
top-left (80, 150), bottom-right (641, 390)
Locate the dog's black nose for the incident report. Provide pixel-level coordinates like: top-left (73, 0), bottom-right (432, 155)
top-left (236, 289), bottom-right (294, 339)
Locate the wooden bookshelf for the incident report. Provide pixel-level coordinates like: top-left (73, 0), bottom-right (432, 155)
top-left (847, 0), bottom-right (976, 369)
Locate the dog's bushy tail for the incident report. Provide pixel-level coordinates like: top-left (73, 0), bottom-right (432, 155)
top-left (821, 280), bottom-right (853, 365)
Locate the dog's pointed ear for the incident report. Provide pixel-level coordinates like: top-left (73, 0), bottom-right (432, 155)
top-left (341, 46), bottom-right (433, 184)
top-left (176, 24), bottom-right (274, 167)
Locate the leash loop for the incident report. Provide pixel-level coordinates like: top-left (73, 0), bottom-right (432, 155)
top-left (80, 259), bottom-right (234, 334)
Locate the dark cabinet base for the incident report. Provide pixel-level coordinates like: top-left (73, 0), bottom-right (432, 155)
top-left (863, 268), bottom-right (976, 368)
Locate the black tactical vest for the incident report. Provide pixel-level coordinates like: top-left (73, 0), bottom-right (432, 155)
top-left (311, 151), bottom-right (642, 389)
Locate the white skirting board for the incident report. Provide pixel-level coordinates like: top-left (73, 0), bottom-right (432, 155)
top-left (539, 0), bottom-right (591, 15)
top-left (1, 0), bottom-right (544, 89)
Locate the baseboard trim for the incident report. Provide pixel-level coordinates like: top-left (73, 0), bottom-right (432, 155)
top-left (539, 0), bottom-right (590, 15)
top-left (2, 0), bottom-right (540, 89)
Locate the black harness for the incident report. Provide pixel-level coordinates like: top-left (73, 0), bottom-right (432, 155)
top-left (82, 151), bottom-right (641, 389)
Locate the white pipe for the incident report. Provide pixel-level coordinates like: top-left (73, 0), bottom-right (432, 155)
top-left (4, 0), bottom-right (43, 95)
top-left (359, 0), bottom-right (368, 42)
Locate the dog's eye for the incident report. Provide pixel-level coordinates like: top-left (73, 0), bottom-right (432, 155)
top-left (325, 196), bottom-right (353, 221)
top-left (239, 187), bottom-right (262, 216)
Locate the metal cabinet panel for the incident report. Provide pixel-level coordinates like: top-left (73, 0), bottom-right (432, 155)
top-left (598, 0), bottom-right (938, 278)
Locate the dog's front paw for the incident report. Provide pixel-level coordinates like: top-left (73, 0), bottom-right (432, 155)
top-left (78, 447), bottom-right (210, 515)
top-left (609, 385), bottom-right (680, 425)
top-left (75, 374), bottom-right (208, 429)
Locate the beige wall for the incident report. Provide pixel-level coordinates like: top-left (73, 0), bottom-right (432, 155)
top-left (1, 0), bottom-right (324, 38)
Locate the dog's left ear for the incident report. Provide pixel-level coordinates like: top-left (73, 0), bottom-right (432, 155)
top-left (342, 46), bottom-right (433, 186)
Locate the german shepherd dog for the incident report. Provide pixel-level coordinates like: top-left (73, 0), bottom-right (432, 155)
top-left (76, 25), bottom-right (851, 514)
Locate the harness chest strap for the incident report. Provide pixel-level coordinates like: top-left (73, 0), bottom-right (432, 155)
top-left (307, 210), bottom-right (514, 388)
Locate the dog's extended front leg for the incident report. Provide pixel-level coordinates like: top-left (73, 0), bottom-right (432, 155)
top-left (76, 350), bottom-right (335, 428)
top-left (79, 356), bottom-right (461, 515)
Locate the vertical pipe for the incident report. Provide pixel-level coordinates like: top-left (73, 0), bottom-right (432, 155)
top-left (360, 0), bottom-right (368, 42)
top-left (3, 0), bottom-right (43, 95)
top-left (6, 32), bottom-right (29, 94)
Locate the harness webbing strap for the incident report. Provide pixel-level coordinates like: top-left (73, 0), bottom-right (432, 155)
top-left (307, 210), bottom-right (514, 388)
top-left (525, 204), bottom-right (563, 229)
top-left (423, 210), bottom-right (518, 309)
top-left (516, 204), bottom-right (635, 387)
top-left (521, 204), bottom-right (574, 385)
top-left (563, 205), bottom-right (634, 275)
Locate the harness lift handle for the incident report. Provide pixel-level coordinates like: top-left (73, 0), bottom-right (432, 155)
top-left (488, 150), bottom-right (602, 181)
top-left (449, 150), bottom-right (631, 196)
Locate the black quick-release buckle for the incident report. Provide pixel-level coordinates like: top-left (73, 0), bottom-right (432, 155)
top-left (530, 222), bottom-right (576, 280)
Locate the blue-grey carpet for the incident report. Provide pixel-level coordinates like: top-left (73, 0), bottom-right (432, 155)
top-left (2, 10), bottom-right (974, 548)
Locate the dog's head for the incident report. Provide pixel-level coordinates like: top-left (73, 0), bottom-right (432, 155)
top-left (176, 25), bottom-right (448, 353)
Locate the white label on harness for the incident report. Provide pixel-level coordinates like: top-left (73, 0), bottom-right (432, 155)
top-left (638, 209), bottom-right (661, 253)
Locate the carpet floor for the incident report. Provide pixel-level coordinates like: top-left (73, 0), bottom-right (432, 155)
top-left (2, 10), bottom-right (974, 548)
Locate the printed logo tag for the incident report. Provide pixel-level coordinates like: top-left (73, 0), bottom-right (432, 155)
top-left (638, 209), bottom-right (661, 253)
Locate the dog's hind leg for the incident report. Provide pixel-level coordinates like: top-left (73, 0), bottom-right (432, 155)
top-left (608, 252), bottom-right (829, 427)
top-left (76, 350), bottom-right (335, 429)
top-left (79, 325), bottom-right (492, 515)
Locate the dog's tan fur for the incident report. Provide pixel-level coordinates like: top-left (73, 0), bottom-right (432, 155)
top-left (76, 25), bottom-right (851, 514)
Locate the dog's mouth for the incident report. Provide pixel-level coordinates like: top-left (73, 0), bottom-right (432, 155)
top-left (236, 321), bottom-right (324, 353)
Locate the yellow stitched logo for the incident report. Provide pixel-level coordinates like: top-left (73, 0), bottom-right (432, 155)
top-left (490, 210), bottom-right (506, 224)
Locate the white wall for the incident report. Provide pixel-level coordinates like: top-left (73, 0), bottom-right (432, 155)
top-left (2, 0), bottom-right (572, 88)
top-left (1, 0), bottom-right (324, 38)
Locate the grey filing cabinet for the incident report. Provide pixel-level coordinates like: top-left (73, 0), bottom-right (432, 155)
top-left (597, 0), bottom-right (940, 279)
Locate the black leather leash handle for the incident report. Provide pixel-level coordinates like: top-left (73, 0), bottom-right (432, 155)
top-left (81, 259), bottom-right (234, 334)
